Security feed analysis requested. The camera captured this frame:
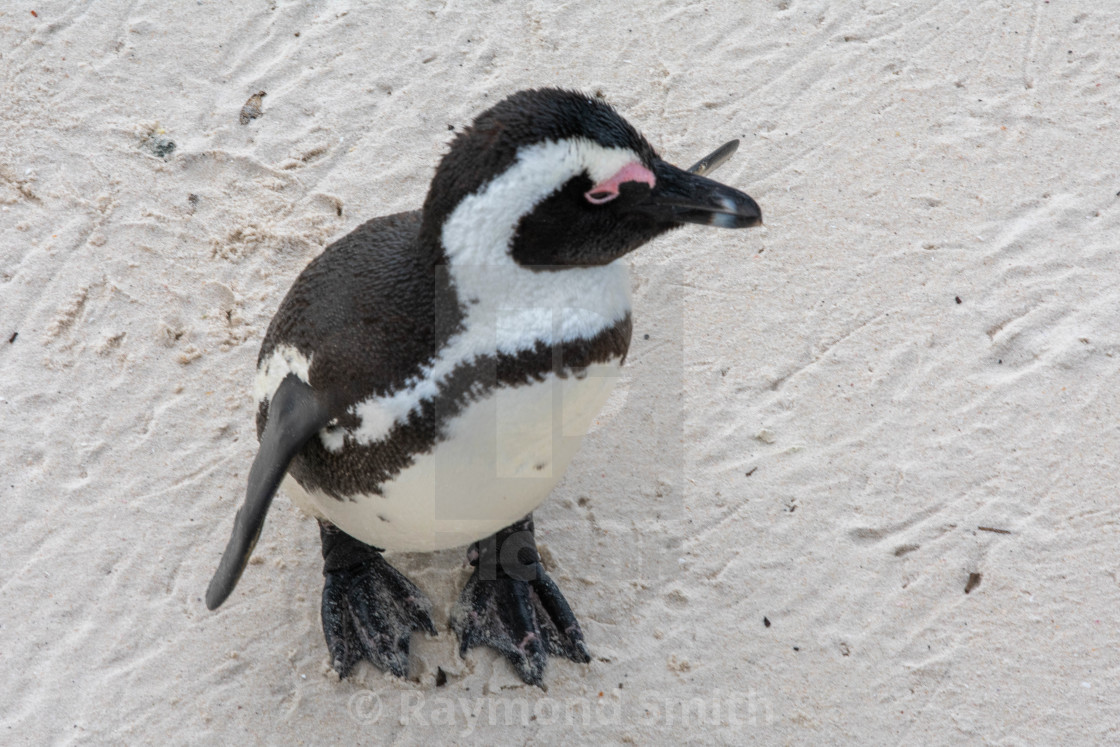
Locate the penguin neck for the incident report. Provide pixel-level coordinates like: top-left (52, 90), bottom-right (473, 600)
top-left (423, 228), bottom-right (630, 359)
top-left (424, 167), bottom-right (633, 356)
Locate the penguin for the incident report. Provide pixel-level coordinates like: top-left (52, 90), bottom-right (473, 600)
top-left (206, 88), bottom-right (761, 686)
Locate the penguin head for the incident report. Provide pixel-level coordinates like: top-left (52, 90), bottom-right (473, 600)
top-left (423, 88), bottom-right (761, 270)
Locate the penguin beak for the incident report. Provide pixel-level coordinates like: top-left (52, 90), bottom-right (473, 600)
top-left (631, 157), bottom-right (762, 229)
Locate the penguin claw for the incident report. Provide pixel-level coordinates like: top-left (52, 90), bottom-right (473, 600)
top-left (450, 565), bottom-right (589, 687)
top-left (320, 552), bottom-right (435, 680)
top-left (532, 571), bottom-right (591, 663)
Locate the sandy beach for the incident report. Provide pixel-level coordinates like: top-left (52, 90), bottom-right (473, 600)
top-left (3, 1), bottom-right (1120, 742)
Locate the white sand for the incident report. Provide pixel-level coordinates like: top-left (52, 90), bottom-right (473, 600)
top-left (3, 1), bottom-right (1119, 742)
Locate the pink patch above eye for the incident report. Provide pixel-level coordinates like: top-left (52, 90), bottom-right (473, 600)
top-left (584, 162), bottom-right (657, 205)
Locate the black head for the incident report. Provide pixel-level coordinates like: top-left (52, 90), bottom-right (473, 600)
top-left (421, 88), bottom-right (761, 269)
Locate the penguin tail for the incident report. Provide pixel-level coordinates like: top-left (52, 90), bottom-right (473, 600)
top-left (205, 373), bottom-right (329, 610)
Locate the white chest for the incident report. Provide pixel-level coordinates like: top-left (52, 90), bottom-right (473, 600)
top-left (283, 359), bottom-right (622, 551)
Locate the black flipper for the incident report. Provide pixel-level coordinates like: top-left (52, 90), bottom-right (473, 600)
top-left (205, 373), bottom-right (330, 610)
top-left (450, 515), bottom-right (590, 687)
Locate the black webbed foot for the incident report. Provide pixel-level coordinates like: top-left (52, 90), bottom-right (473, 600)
top-left (449, 515), bottom-right (590, 687)
top-left (319, 522), bottom-right (436, 679)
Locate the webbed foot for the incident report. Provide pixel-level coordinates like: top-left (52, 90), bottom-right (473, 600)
top-left (319, 522), bottom-right (436, 678)
top-left (449, 515), bottom-right (589, 687)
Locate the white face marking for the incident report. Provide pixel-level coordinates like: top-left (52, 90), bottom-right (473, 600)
top-left (322, 137), bottom-right (637, 451)
top-left (441, 137), bottom-right (640, 270)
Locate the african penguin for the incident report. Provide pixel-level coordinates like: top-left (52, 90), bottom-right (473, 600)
top-left (206, 88), bottom-right (762, 686)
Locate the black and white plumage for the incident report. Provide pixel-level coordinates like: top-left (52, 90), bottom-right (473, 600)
top-left (207, 88), bottom-right (761, 685)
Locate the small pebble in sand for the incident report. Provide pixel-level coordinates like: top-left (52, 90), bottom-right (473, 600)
top-left (147, 132), bottom-right (176, 159)
top-left (240, 91), bottom-right (267, 125)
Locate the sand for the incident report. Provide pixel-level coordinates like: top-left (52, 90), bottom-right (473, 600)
top-left (3, 1), bottom-right (1119, 743)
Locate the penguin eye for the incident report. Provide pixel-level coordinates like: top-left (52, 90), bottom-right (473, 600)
top-left (585, 189), bottom-right (618, 205)
top-left (583, 162), bottom-right (656, 206)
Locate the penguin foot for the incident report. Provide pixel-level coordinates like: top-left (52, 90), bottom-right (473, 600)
top-left (319, 522), bottom-right (436, 679)
top-left (449, 515), bottom-right (590, 687)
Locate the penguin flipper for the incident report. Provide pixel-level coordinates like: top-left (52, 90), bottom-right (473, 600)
top-left (205, 374), bottom-right (330, 610)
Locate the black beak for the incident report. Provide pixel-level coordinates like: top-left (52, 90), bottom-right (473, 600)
top-left (632, 157), bottom-right (762, 229)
